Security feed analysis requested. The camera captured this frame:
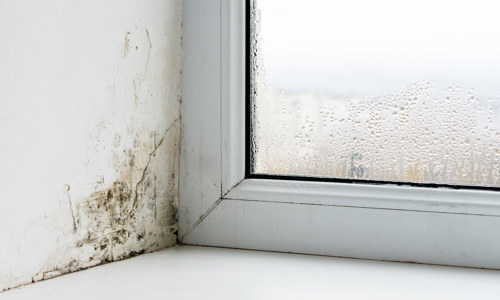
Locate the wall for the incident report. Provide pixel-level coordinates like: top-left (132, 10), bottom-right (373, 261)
top-left (0, 0), bottom-right (181, 291)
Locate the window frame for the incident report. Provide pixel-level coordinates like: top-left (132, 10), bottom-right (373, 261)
top-left (180, 0), bottom-right (500, 269)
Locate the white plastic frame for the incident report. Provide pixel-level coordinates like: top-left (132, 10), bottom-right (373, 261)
top-left (180, 0), bottom-right (500, 269)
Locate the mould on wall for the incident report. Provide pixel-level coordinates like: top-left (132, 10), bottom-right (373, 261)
top-left (30, 119), bottom-right (179, 285)
top-left (0, 0), bottom-right (181, 291)
top-left (123, 31), bottom-right (131, 58)
top-left (0, 18), bottom-right (181, 292)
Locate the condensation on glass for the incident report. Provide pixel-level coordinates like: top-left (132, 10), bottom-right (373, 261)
top-left (250, 0), bottom-right (500, 187)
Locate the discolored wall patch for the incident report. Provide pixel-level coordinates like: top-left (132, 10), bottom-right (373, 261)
top-left (31, 120), bottom-right (179, 283)
top-left (0, 0), bottom-right (181, 293)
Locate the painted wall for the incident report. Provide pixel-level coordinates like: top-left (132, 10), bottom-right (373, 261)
top-left (0, 0), bottom-right (181, 291)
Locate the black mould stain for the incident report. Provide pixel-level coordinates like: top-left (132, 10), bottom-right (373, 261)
top-left (76, 182), bottom-right (136, 256)
top-left (128, 249), bottom-right (145, 257)
top-left (30, 122), bottom-right (180, 288)
top-left (79, 183), bottom-right (129, 224)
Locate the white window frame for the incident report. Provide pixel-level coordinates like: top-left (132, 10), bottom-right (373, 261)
top-left (180, 0), bottom-right (500, 269)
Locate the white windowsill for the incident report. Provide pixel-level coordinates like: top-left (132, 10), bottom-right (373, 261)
top-left (2, 246), bottom-right (499, 299)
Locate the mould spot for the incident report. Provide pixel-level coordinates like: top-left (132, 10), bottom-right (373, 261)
top-left (123, 31), bottom-right (131, 57)
top-left (129, 154), bottom-right (135, 167)
top-left (28, 120), bottom-right (180, 291)
top-left (113, 134), bottom-right (122, 148)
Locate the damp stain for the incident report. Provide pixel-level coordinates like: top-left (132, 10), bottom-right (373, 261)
top-left (123, 31), bottom-right (131, 58)
top-left (30, 120), bottom-right (180, 285)
top-left (2, 19), bottom-right (182, 292)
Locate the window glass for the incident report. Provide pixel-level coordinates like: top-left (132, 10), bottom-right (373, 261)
top-left (250, 0), bottom-right (500, 187)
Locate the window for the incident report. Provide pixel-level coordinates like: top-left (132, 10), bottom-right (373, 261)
top-left (250, 0), bottom-right (500, 189)
top-left (180, 0), bottom-right (500, 269)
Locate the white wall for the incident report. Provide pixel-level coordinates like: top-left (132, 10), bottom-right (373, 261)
top-left (0, 0), bottom-right (181, 291)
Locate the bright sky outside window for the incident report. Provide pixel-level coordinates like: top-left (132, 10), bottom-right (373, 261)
top-left (250, 0), bottom-right (500, 188)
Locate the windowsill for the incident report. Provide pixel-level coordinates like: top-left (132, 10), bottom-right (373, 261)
top-left (2, 246), bottom-right (499, 299)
